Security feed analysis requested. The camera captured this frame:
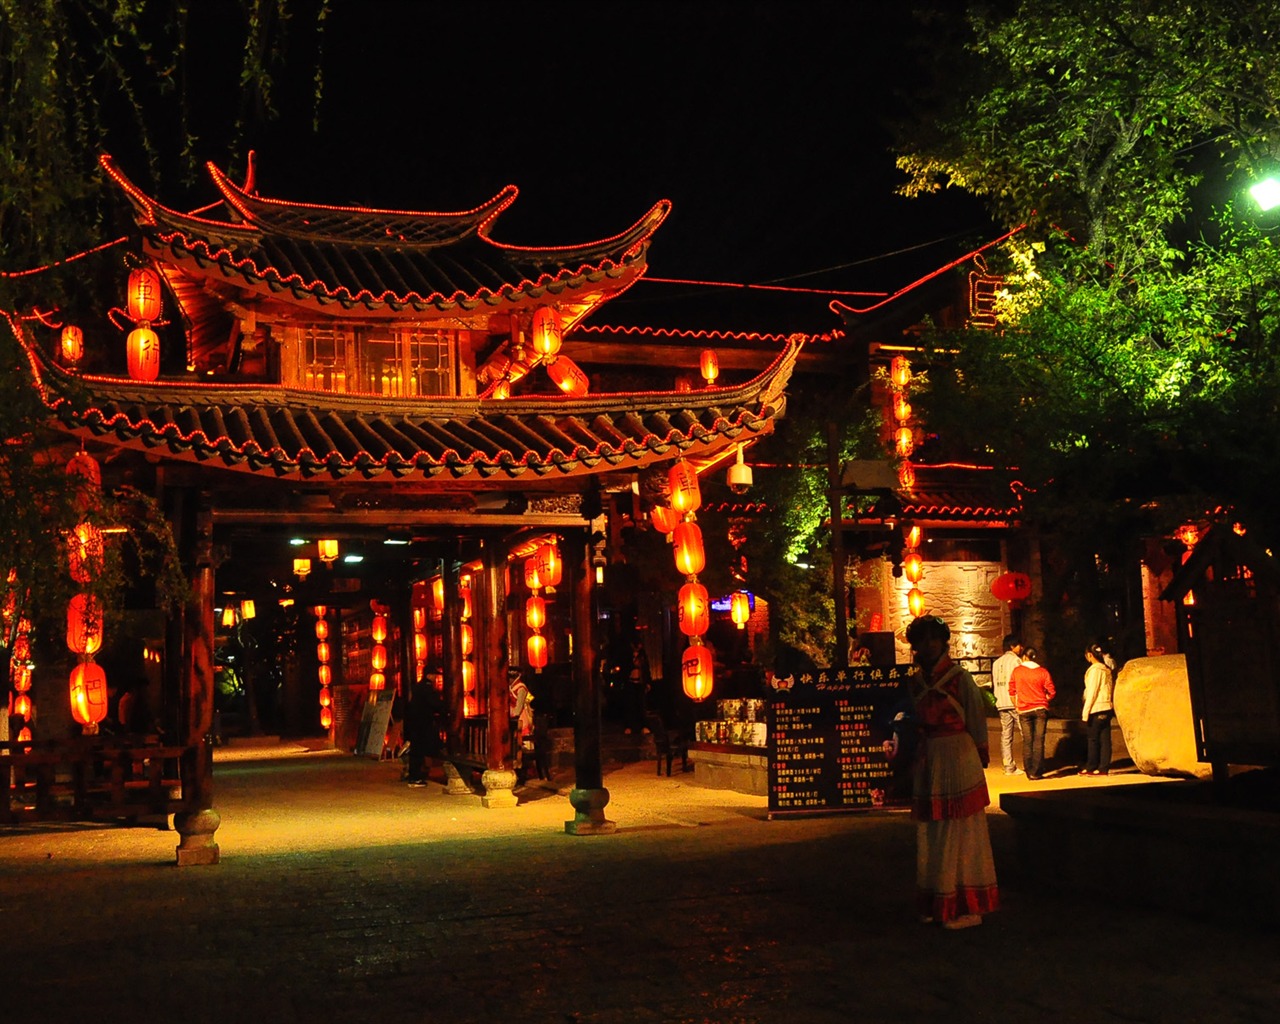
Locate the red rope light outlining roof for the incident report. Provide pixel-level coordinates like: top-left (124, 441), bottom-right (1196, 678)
top-left (829, 224), bottom-right (1027, 317)
top-left (577, 323), bottom-right (844, 345)
top-left (641, 276), bottom-right (887, 299)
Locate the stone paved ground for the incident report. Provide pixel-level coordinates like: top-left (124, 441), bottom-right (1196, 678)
top-left (2, 740), bottom-right (1278, 1024)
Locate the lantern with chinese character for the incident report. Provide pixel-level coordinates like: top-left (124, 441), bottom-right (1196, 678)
top-left (127, 266), bottom-right (163, 323)
top-left (890, 355), bottom-right (911, 389)
top-left (530, 306), bottom-right (562, 359)
top-left (524, 556), bottom-right (544, 591)
top-left (678, 581), bottom-right (710, 638)
top-left (673, 520), bottom-right (706, 577)
top-left (69, 659), bottom-right (109, 728)
top-left (61, 324), bottom-right (84, 365)
top-left (990, 571), bottom-right (1033, 603)
top-left (67, 522), bottom-right (104, 584)
top-left (67, 592), bottom-right (104, 655)
top-left (650, 504), bottom-right (680, 535)
top-left (547, 356), bottom-right (589, 397)
top-left (126, 326), bottom-right (160, 382)
top-left (536, 543), bottom-right (562, 588)
top-left (730, 591), bottom-right (751, 630)
top-left (668, 461), bottom-right (702, 515)
top-left (681, 642), bottom-right (714, 702)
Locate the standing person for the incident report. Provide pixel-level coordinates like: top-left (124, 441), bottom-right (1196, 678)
top-left (623, 637), bottom-right (651, 736)
top-left (904, 615), bottom-right (999, 931)
top-left (404, 677), bottom-right (444, 788)
top-left (990, 634), bottom-right (1025, 774)
top-left (1009, 647), bottom-right (1055, 780)
top-left (1081, 643), bottom-right (1115, 775)
top-left (509, 668), bottom-right (534, 778)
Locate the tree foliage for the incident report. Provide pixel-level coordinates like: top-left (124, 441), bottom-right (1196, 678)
top-left (894, 0), bottom-right (1280, 657)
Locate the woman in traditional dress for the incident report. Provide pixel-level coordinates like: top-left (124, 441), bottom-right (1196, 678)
top-left (904, 614), bottom-right (999, 930)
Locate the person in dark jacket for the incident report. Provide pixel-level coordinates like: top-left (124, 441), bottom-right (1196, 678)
top-left (405, 677), bottom-right (445, 787)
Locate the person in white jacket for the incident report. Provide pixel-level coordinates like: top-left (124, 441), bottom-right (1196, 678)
top-left (1080, 644), bottom-right (1115, 775)
top-left (990, 634), bottom-right (1024, 774)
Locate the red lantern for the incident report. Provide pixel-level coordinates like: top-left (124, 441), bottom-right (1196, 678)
top-left (127, 326), bottom-right (160, 381)
top-left (547, 356), bottom-right (589, 396)
top-left (668, 461), bottom-right (702, 515)
top-left (530, 306), bottom-right (563, 359)
top-left (61, 324), bottom-right (84, 365)
top-left (527, 632), bottom-right (548, 670)
top-left (14, 693), bottom-right (32, 718)
top-left (460, 622), bottom-right (474, 658)
top-left (526, 595), bottom-right (547, 631)
top-left (673, 520), bottom-right (706, 577)
top-left (318, 686), bottom-right (332, 708)
top-left (898, 461), bottom-right (916, 491)
top-left (681, 642), bottom-right (714, 702)
top-left (905, 525), bottom-right (923, 549)
top-left (699, 348), bottom-right (719, 385)
top-left (907, 587), bottom-right (927, 618)
top-left (371, 614), bottom-right (387, 643)
top-left (11, 662), bottom-right (32, 693)
top-left (730, 592), bottom-right (751, 630)
top-left (320, 706), bottom-right (333, 729)
top-left (315, 618), bottom-right (329, 641)
top-left (524, 557), bottom-right (544, 591)
top-left (371, 644), bottom-right (387, 672)
top-left (894, 426), bottom-right (914, 457)
top-left (990, 571), bottom-right (1033, 603)
top-left (650, 505), bottom-right (681, 534)
top-left (128, 266), bottom-right (163, 322)
top-left (461, 659), bottom-right (475, 690)
top-left (678, 582), bottom-right (710, 638)
top-left (459, 580), bottom-right (473, 619)
top-left (317, 664), bottom-right (332, 687)
top-left (890, 355), bottom-right (911, 388)
top-left (69, 660), bottom-right (109, 726)
top-left (536, 543), bottom-right (562, 588)
top-left (414, 632), bottom-right (428, 661)
top-left (893, 394), bottom-right (912, 423)
top-left (431, 577), bottom-right (445, 613)
top-left (368, 671), bottom-right (385, 692)
top-left (413, 607), bottom-right (426, 631)
top-left (316, 641), bottom-right (331, 664)
top-left (67, 522), bottom-right (105, 584)
top-left (903, 552), bottom-right (924, 584)
top-left (67, 593), bottom-right (104, 655)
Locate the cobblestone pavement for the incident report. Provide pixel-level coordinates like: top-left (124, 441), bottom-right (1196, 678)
top-left (3, 740), bottom-right (1278, 1024)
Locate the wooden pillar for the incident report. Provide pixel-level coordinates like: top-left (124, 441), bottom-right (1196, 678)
top-left (567, 530), bottom-right (615, 834)
top-left (479, 538), bottom-right (517, 807)
top-left (174, 496), bottom-right (220, 865)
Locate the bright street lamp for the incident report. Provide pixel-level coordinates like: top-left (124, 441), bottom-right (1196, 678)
top-left (1249, 176), bottom-right (1280, 211)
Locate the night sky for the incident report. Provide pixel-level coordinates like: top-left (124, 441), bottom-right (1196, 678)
top-left (177, 1), bottom-right (994, 334)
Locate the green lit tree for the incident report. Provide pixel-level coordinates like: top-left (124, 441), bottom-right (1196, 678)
top-left (893, 0), bottom-right (1280, 661)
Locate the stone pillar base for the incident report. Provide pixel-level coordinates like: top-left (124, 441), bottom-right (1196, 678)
top-left (565, 786), bottom-right (616, 835)
top-left (174, 807), bottom-right (221, 866)
top-left (481, 768), bottom-right (519, 808)
top-left (443, 761), bottom-right (475, 796)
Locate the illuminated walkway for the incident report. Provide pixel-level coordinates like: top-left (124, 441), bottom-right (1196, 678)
top-left (2, 740), bottom-right (1274, 1024)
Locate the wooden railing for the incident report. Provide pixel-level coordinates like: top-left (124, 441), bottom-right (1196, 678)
top-left (1, 737), bottom-right (193, 826)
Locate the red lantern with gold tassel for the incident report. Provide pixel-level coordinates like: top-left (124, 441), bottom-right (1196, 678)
top-left (668, 461), bottom-right (702, 515)
top-left (69, 659), bottom-right (109, 727)
top-left (730, 591), bottom-right (751, 630)
top-left (527, 632), bottom-right (548, 670)
top-left (536, 543), bottom-right (562, 588)
top-left (530, 306), bottom-right (563, 359)
top-left (67, 592), bottom-right (104, 655)
top-left (127, 326), bottom-right (160, 382)
top-left (526, 595), bottom-right (547, 631)
top-left (127, 266), bottom-right (163, 322)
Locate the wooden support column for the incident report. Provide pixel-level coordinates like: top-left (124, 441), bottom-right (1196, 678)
top-left (479, 538), bottom-right (517, 807)
top-left (566, 530), bottom-right (615, 835)
top-left (174, 497), bottom-right (220, 865)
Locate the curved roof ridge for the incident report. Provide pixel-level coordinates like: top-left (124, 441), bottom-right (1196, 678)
top-left (99, 153), bottom-right (259, 240)
top-left (206, 160), bottom-right (520, 247)
top-left (481, 199), bottom-right (671, 262)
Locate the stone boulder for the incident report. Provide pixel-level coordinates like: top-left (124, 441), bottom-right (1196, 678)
top-left (1114, 654), bottom-right (1211, 779)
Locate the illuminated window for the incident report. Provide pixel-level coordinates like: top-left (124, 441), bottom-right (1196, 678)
top-left (300, 326), bottom-right (455, 396)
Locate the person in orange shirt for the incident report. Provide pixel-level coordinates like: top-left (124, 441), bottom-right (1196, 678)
top-left (1009, 647), bottom-right (1055, 780)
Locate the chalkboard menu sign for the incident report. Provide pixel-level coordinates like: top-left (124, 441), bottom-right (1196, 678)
top-left (767, 664), bottom-right (918, 818)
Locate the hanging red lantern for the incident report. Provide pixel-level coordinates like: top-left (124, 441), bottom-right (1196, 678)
top-left (127, 326), bottom-right (160, 381)
top-left (530, 306), bottom-right (563, 359)
top-left (431, 576), bottom-right (445, 613)
top-left (69, 659), bottom-right (109, 727)
top-left (893, 394), bottom-right (912, 423)
top-left (907, 587), bottom-right (927, 618)
top-left (318, 686), bottom-right (332, 708)
top-left (524, 557), bottom-right (544, 591)
top-left (371, 614), bottom-right (388, 643)
top-left (414, 632), bottom-right (428, 661)
top-left (905, 525), bottom-right (923, 549)
top-left (368, 671), bottom-right (386, 692)
top-left (61, 324), bottom-right (85, 365)
top-left (316, 641), bottom-right (331, 664)
top-left (730, 591), bottom-right (751, 630)
top-left (895, 426), bottom-right (914, 457)
top-left (681, 642), bottom-right (714, 702)
top-left (320, 706), bottom-right (333, 729)
top-left (315, 618), bottom-right (329, 641)
top-left (673, 520), bottom-right (706, 577)
top-left (371, 644), bottom-right (387, 672)
top-left (527, 632), bottom-right (548, 670)
top-left (317, 664), bottom-right (332, 687)
top-left (459, 580), bottom-right (473, 619)
top-left (650, 504), bottom-right (681, 534)
top-left (990, 571), bottom-right (1033, 603)
top-left (678, 581), bottom-right (710, 638)
top-left (903, 552), bottom-right (924, 584)
top-left (699, 348), bottom-right (720, 385)
top-left (460, 622), bottom-right (474, 658)
top-left (898, 461), bottom-right (916, 491)
top-left (668, 461), bottom-right (702, 515)
top-left (461, 659), bottom-right (475, 691)
top-left (526, 595), bottom-right (547, 631)
top-left (127, 266), bottom-right (163, 322)
top-left (413, 606), bottom-right (426, 631)
top-left (536, 543), bottom-right (562, 588)
top-left (67, 522), bottom-right (105, 584)
top-left (14, 693), bottom-right (32, 718)
top-left (547, 356), bottom-right (589, 396)
top-left (11, 662), bottom-right (32, 693)
top-left (67, 593), bottom-right (104, 655)
top-left (890, 355), bottom-right (911, 389)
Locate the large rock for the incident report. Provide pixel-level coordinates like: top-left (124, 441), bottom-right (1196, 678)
top-left (1115, 654), bottom-right (1211, 779)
